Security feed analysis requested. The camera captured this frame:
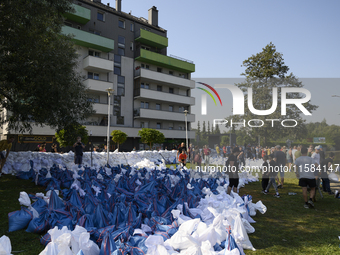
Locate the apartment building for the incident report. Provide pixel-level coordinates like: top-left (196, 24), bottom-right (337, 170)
top-left (2, 0), bottom-right (195, 151)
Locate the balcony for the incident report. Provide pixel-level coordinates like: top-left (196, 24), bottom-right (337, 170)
top-left (134, 68), bottom-right (195, 88)
top-left (135, 29), bottom-right (168, 49)
top-left (63, 4), bottom-right (91, 24)
top-left (135, 49), bottom-right (195, 73)
top-left (93, 103), bottom-right (109, 115)
top-left (84, 79), bottom-right (113, 93)
top-left (83, 55), bottom-right (113, 73)
top-left (62, 26), bottom-right (114, 52)
top-left (134, 108), bottom-right (195, 122)
top-left (135, 88), bottom-right (195, 105)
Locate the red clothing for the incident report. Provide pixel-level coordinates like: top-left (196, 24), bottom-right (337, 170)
top-left (179, 153), bottom-right (187, 162)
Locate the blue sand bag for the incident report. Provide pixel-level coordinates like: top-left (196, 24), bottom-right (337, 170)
top-left (26, 210), bottom-right (50, 233)
top-left (8, 207), bottom-right (33, 232)
top-left (99, 233), bottom-right (117, 255)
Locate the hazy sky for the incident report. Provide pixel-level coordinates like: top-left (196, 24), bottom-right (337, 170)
top-left (107, 0), bottom-right (340, 127)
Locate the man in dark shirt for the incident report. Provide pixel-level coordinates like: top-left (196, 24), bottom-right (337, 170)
top-left (319, 146), bottom-right (326, 163)
top-left (320, 152), bottom-right (335, 194)
top-left (226, 147), bottom-right (241, 195)
top-left (274, 145), bottom-right (286, 188)
top-left (73, 136), bottom-right (85, 165)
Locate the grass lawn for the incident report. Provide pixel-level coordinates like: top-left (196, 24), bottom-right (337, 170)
top-left (1, 170), bottom-right (340, 254)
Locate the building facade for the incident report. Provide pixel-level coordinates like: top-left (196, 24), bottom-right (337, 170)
top-left (2, 0), bottom-right (195, 151)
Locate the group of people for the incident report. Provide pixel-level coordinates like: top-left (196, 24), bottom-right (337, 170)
top-left (260, 144), bottom-right (336, 208)
top-left (175, 142), bottom-right (338, 208)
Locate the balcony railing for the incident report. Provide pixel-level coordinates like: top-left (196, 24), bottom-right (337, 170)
top-left (134, 107), bottom-right (190, 116)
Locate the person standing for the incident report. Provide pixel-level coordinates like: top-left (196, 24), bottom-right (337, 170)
top-left (215, 144), bottom-right (220, 157)
top-left (261, 155), bottom-right (270, 193)
top-left (286, 146), bottom-right (293, 171)
top-left (319, 152), bottom-right (335, 195)
top-left (0, 136), bottom-right (15, 173)
top-left (294, 145), bottom-right (302, 162)
top-left (73, 136), bottom-right (85, 165)
top-left (50, 143), bottom-right (58, 153)
top-left (226, 147), bottom-right (241, 195)
top-left (176, 142), bottom-right (186, 163)
top-left (203, 145), bottom-right (211, 165)
top-left (294, 147), bottom-right (317, 209)
top-left (178, 150), bottom-right (187, 167)
top-left (319, 146), bottom-right (325, 163)
top-left (264, 155), bottom-right (280, 198)
top-left (274, 145), bottom-right (286, 188)
top-left (292, 146), bottom-right (298, 163)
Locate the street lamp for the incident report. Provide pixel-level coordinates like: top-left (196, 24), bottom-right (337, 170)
top-left (106, 88), bottom-right (114, 166)
top-left (183, 110), bottom-right (189, 153)
top-left (90, 130), bottom-right (93, 167)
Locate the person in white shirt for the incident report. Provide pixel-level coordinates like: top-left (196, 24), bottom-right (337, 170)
top-left (311, 146), bottom-right (321, 165)
top-left (294, 147), bottom-right (317, 209)
top-left (292, 146), bottom-right (297, 163)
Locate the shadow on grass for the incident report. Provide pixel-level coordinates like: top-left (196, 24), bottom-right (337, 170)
top-left (242, 172), bottom-right (340, 255)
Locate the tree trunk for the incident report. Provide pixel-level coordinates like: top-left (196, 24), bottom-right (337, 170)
top-left (118, 143), bottom-right (120, 152)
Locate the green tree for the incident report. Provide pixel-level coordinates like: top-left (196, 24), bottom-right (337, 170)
top-left (227, 42), bottom-right (318, 145)
top-left (111, 130), bottom-right (127, 151)
top-left (55, 124), bottom-right (88, 147)
top-left (207, 121), bottom-right (211, 135)
top-left (197, 121), bottom-right (201, 140)
top-left (215, 124), bottom-right (221, 134)
top-left (138, 128), bottom-right (165, 150)
top-left (0, 0), bottom-right (94, 133)
top-left (202, 121), bottom-right (207, 139)
top-left (220, 135), bottom-right (229, 147)
top-left (211, 123), bottom-right (214, 134)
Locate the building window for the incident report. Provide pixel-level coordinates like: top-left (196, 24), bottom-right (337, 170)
top-left (179, 106), bottom-right (184, 112)
top-left (89, 50), bottom-right (100, 57)
top-left (114, 66), bottom-right (121, 75)
top-left (179, 73), bottom-right (186, 78)
top-left (141, 64), bottom-right (149, 69)
top-left (114, 95), bottom-right (121, 116)
top-left (156, 123), bottom-right (161, 129)
top-left (186, 89), bottom-right (190, 96)
top-left (145, 102), bottom-right (149, 109)
top-left (141, 46), bottom-right (150, 51)
top-left (169, 88), bottom-right (174, 94)
top-left (117, 116), bottom-right (124, 125)
top-left (117, 84), bottom-right (125, 96)
top-left (157, 85), bottom-right (162, 92)
top-left (179, 126), bottom-right (183, 130)
top-left (157, 67), bottom-right (162, 73)
top-left (130, 23), bottom-right (134, 31)
top-left (141, 83), bottom-right (149, 89)
top-left (118, 36), bottom-right (125, 47)
top-left (130, 42), bottom-right (134, 51)
top-left (156, 104), bottom-right (161, 110)
top-left (118, 19), bottom-right (125, 28)
top-left (169, 71), bottom-right (173, 75)
top-left (169, 123), bottom-right (174, 130)
top-left (89, 29), bottom-right (101, 35)
top-left (118, 47), bottom-right (125, 56)
top-left (141, 101), bottom-right (144, 108)
top-left (117, 76), bottom-right (125, 96)
top-left (114, 54), bottom-right (121, 63)
top-left (97, 12), bottom-right (105, 21)
top-left (169, 105), bottom-right (173, 112)
top-left (140, 122), bottom-right (144, 128)
top-left (88, 72), bottom-right (99, 80)
top-left (87, 95), bottom-right (100, 103)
